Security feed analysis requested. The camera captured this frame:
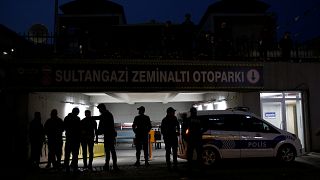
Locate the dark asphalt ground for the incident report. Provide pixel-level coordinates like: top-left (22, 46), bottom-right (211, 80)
top-left (3, 145), bottom-right (320, 180)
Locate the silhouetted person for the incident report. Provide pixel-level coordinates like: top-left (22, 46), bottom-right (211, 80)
top-left (162, 20), bottom-right (175, 57)
top-left (215, 21), bottom-right (232, 58)
top-left (184, 107), bottom-right (206, 169)
top-left (196, 31), bottom-right (214, 59)
top-left (258, 28), bottom-right (271, 59)
top-left (180, 13), bottom-right (195, 58)
top-left (161, 107), bottom-right (180, 170)
top-left (80, 110), bottom-right (98, 170)
top-left (64, 107), bottom-right (81, 173)
top-left (93, 103), bottom-right (119, 171)
top-left (279, 31), bottom-right (293, 61)
top-left (29, 112), bottom-right (45, 169)
top-left (132, 106), bottom-right (152, 167)
top-left (44, 109), bottom-right (64, 169)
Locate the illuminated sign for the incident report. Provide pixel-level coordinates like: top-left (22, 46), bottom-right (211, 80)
top-left (7, 61), bottom-right (263, 91)
top-left (265, 112), bottom-right (276, 119)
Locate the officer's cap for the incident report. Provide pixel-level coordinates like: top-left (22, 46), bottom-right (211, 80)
top-left (137, 106), bottom-right (145, 111)
top-left (97, 103), bottom-right (106, 109)
top-left (167, 107), bottom-right (176, 113)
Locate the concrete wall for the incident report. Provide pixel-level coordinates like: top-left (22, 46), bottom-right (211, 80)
top-left (241, 92), bottom-right (261, 116)
top-left (1, 91), bottom-right (29, 169)
top-left (264, 63), bottom-right (320, 151)
top-left (28, 92), bottom-right (194, 124)
top-left (28, 92), bottom-right (92, 124)
top-left (104, 102), bottom-right (194, 123)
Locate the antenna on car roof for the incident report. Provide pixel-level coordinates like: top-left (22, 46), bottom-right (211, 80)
top-left (227, 106), bottom-right (250, 112)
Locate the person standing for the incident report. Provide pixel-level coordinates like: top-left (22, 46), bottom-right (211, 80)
top-left (185, 107), bottom-right (206, 169)
top-left (180, 13), bottom-right (195, 58)
top-left (161, 107), bottom-right (180, 170)
top-left (44, 109), bottom-right (64, 169)
top-left (64, 107), bottom-right (81, 173)
top-left (258, 27), bottom-right (271, 60)
top-left (279, 31), bottom-right (293, 61)
top-left (132, 106), bottom-right (152, 167)
top-left (161, 20), bottom-right (175, 57)
top-left (29, 112), bottom-right (45, 169)
top-left (93, 103), bottom-right (119, 171)
top-left (80, 110), bottom-right (98, 170)
top-left (215, 21), bottom-right (232, 58)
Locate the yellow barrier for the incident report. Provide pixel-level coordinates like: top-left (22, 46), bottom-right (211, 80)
top-left (148, 130), bottom-right (155, 159)
top-left (40, 141), bottom-right (105, 163)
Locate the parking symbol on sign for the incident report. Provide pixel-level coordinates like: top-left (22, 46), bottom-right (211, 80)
top-left (247, 69), bottom-right (260, 84)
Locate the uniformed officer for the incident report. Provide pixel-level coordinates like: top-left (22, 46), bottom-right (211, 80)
top-left (64, 107), bottom-right (81, 173)
top-left (185, 107), bottom-right (206, 168)
top-left (44, 109), bottom-right (64, 169)
top-left (93, 103), bottom-right (119, 171)
top-left (132, 106), bottom-right (152, 167)
top-left (161, 107), bottom-right (180, 170)
top-left (80, 110), bottom-right (98, 170)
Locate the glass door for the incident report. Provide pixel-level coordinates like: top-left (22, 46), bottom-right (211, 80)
top-left (261, 101), bottom-right (284, 129)
top-left (260, 92), bottom-right (305, 149)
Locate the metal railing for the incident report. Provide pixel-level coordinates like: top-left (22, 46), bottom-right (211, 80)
top-left (4, 33), bottom-right (320, 62)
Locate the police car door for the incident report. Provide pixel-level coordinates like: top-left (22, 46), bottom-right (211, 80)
top-left (239, 115), bottom-right (277, 158)
top-left (206, 114), bottom-right (241, 159)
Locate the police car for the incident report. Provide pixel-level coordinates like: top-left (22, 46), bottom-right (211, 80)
top-left (178, 108), bottom-right (303, 166)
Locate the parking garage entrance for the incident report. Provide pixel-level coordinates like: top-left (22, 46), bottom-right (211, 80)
top-left (6, 60), bottom-right (308, 164)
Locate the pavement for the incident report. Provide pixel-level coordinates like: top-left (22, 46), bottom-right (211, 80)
top-left (3, 144), bottom-right (320, 180)
top-left (295, 152), bottom-right (320, 168)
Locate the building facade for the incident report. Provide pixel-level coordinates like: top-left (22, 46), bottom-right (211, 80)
top-left (1, 0), bottom-right (320, 167)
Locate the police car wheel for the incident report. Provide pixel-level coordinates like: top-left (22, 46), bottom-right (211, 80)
top-left (202, 147), bottom-right (219, 166)
top-left (277, 145), bottom-right (296, 162)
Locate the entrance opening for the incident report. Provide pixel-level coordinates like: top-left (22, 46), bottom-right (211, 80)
top-left (260, 91), bottom-right (305, 150)
top-left (28, 91), bottom-right (307, 166)
top-left (28, 91), bottom-right (240, 166)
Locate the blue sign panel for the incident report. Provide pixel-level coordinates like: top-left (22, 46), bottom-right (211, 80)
top-left (265, 112), bottom-right (276, 119)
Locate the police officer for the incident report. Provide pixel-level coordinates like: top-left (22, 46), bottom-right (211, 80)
top-left (64, 107), bottom-right (81, 173)
top-left (185, 107), bottom-right (206, 168)
top-left (80, 110), bottom-right (98, 170)
top-left (161, 107), bottom-right (180, 170)
top-left (44, 109), bottom-right (64, 169)
top-left (29, 112), bottom-right (45, 169)
top-left (93, 103), bottom-right (119, 171)
top-left (132, 106), bottom-right (152, 167)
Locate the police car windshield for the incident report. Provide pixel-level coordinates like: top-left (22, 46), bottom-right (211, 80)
top-left (200, 114), bottom-right (280, 133)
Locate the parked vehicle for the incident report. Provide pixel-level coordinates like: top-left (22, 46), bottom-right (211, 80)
top-left (178, 108), bottom-right (303, 165)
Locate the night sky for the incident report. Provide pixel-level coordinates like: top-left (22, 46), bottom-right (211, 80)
top-left (1, 0), bottom-right (320, 41)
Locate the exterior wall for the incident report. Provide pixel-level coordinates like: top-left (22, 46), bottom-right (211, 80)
top-left (104, 102), bottom-right (194, 123)
top-left (28, 93), bottom-right (193, 124)
top-left (203, 92), bottom-right (244, 110)
top-left (264, 62), bottom-right (320, 151)
top-left (28, 92), bottom-right (92, 123)
top-left (241, 92), bottom-right (261, 116)
top-left (1, 92), bottom-right (29, 168)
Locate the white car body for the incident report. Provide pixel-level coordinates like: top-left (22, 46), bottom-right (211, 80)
top-left (178, 109), bottom-right (303, 165)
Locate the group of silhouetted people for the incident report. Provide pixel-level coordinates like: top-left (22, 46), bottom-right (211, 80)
top-left (29, 104), bottom-right (117, 173)
top-left (132, 106), bottom-right (206, 171)
top-left (29, 104), bottom-right (206, 173)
